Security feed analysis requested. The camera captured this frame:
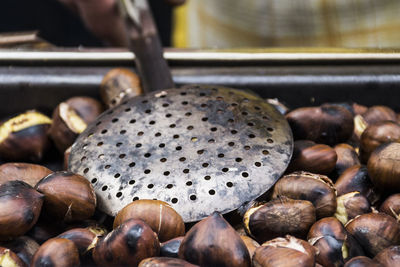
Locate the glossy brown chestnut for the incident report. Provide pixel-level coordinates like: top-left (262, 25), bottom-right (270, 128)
top-left (380, 193), bottom-right (400, 220)
top-left (35, 171), bottom-right (96, 222)
top-left (0, 180), bottom-right (43, 240)
top-left (240, 235), bottom-right (260, 258)
top-left (100, 68), bottom-right (142, 108)
top-left (346, 213), bottom-right (400, 257)
top-left (334, 192), bottom-right (371, 225)
top-left (243, 198), bottom-right (316, 243)
top-left (286, 140), bottom-right (337, 174)
top-left (0, 163), bottom-right (52, 187)
top-left (139, 257), bottom-right (198, 267)
top-left (57, 226), bottom-right (106, 256)
top-left (272, 171), bottom-right (337, 218)
top-left (333, 143), bottom-right (360, 177)
top-left (0, 236), bottom-right (39, 266)
top-left (367, 142), bottom-right (400, 192)
top-left (286, 103), bottom-right (354, 146)
top-left (114, 199), bottom-right (185, 242)
top-left (31, 238), bottom-right (80, 267)
top-left (0, 110), bottom-right (52, 162)
top-left (93, 219), bottom-right (160, 267)
top-left (0, 247), bottom-right (26, 267)
top-left (343, 256), bottom-right (382, 267)
top-left (360, 121), bottom-right (400, 163)
top-left (48, 96), bottom-right (103, 153)
top-left (335, 165), bottom-right (377, 203)
top-left (374, 245), bottom-right (400, 267)
top-left (179, 211), bottom-right (250, 267)
top-left (362, 106), bottom-right (397, 125)
top-left (253, 235), bottom-right (316, 267)
top-left (308, 217), bottom-right (364, 267)
top-left (160, 236), bottom-right (184, 258)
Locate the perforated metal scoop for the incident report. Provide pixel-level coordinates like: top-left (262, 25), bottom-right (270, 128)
top-left (69, 85), bottom-right (293, 222)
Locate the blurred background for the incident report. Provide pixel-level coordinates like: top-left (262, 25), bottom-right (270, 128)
top-left (1, 0), bottom-right (400, 48)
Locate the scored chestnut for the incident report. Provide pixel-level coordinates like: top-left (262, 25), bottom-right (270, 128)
top-left (0, 110), bottom-right (52, 162)
top-left (57, 226), bottom-right (106, 256)
top-left (93, 219), bottom-right (160, 267)
top-left (334, 192), bottom-right (371, 225)
top-left (114, 199), bottom-right (185, 242)
top-left (0, 181), bottom-right (43, 241)
top-left (0, 236), bottom-right (39, 266)
top-left (0, 247), bottom-right (26, 267)
top-left (35, 171), bottom-right (96, 222)
top-left (243, 197), bottom-right (316, 243)
top-left (0, 162), bottom-right (52, 187)
top-left (380, 193), bottom-right (400, 221)
top-left (179, 211), bottom-right (251, 267)
top-left (272, 171), bottom-right (337, 219)
top-left (31, 238), bottom-right (80, 267)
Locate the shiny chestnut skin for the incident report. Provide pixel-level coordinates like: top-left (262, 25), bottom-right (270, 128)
top-left (362, 106), bottom-right (397, 125)
top-left (334, 192), bottom-right (371, 225)
top-left (0, 163), bottom-right (52, 187)
top-left (253, 235), bottom-right (316, 267)
top-left (374, 245), bottom-right (400, 267)
top-left (100, 68), bottom-right (142, 108)
top-left (0, 180), bottom-right (43, 241)
top-left (35, 171), bottom-right (96, 222)
top-left (243, 198), bottom-right (316, 243)
top-left (179, 212), bottom-right (250, 267)
top-left (360, 121), bottom-right (400, 163)
top-left (0, 236), bottom-right (39, 266)
top-left (333, 143), bottom-right (360, 177)
top-left (346, 213), bottom-right (400, 257)
top-left (0, 110), bottom-right (52, 162)
top-left (343, 256), bottom-right (382, 267)
top-left (160, 236), bottom-right (183, 258)
top-left (367, 142), bottom-right (400, 192)
top-left (139, 257), bottom-right (198, 267)
top-left (48, 96), bottom-right (103, 153)
top-left (286, 140), bottom-right (337, 174)
top-left (57, 227), bottom-right (106, 256)
top-left (380, 193), bottom-right (400, 220)
top-left (308, 217), bottom-right (364, 267)
top-left (272, 171), bottom-right (337, 219)
top-left (0, 246), bottom-right (27, 267)
top-left (114, 199), bottom-right (185, 242)
top-left (335, 165), bottom-right (378, 204)
top-left (31, 238), bottom-right (80, 267)
top-left (93, 219), bottom-right (160, 267)
top-left (286, 103), bottom-right (354, 146)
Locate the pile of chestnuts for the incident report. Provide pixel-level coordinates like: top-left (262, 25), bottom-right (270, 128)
top-left (1, 68), bottom-right (400, 266)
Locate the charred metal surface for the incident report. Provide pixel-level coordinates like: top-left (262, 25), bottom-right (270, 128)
top-left (69, 85), bottom-right (293, 222)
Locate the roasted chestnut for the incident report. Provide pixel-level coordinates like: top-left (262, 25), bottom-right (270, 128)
top-left (35, 171), bottom-right (96, 222)
top-left (307, 217), bottom-right (364, 267)
top-left (48, 96), bottom-right (103, 153)
top-left (160, 236), bottom-right (184, 258)
top-left (0, 163), bottom-right (52, 187)
top-left (93, 219), bottom-right (160, 267)
top-left (139, 257), bottom-right (198, 267)
top-left (0, 180), bottom-right (43, 240)
top-left (333, 143), bottom-right (360, 177)
top-left (0, 246), bottom-right (26, 267)
top-left (379, 193), bottom-right (400, 221)
top-left (362, 106), bottom-right (397, 125)
top-left (360, 121), bottom-right (400, 163)
top-left (286, 140), bottom-right (337, 174)
top-left (346, 213), bottom-right (400, 257)
top-left (0, 110), bottom-right (51, 162)
top-left (179, 211), bottom-right (251, 267)
top-left (272, 171), bottom-right (337, 219)
top-left (31, 238), bottom-right (80, 267)
top-left (57, 226), bottom-right (106, 256)
top-left (240, 235), bottom-right (259, 258)
top-left (243, 198), bottom-right (316, 243)
top-left (374, 245), bottom-right (400, 267)
top-left (367, 142), bottom-right (400, 192)
top-left (0, 236), bottom-right (39, 266)
top-left (253, 235), bottom-right (316, 267)
top-left (114, 199), bottom-right (185, 242)
top-left (352, 114), bottom-right (368, 143)
top-left (343, 256), bottom-right (382, 267)
top-left (286, 103), bottom-right (354, 145)
top-left (334, 192), bottom-right (371, 225)
top-left (100, 68), bottom-right (142, 108)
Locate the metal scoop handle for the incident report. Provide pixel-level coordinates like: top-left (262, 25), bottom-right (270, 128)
top-left (120, 0), bottom-right (174, 93)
